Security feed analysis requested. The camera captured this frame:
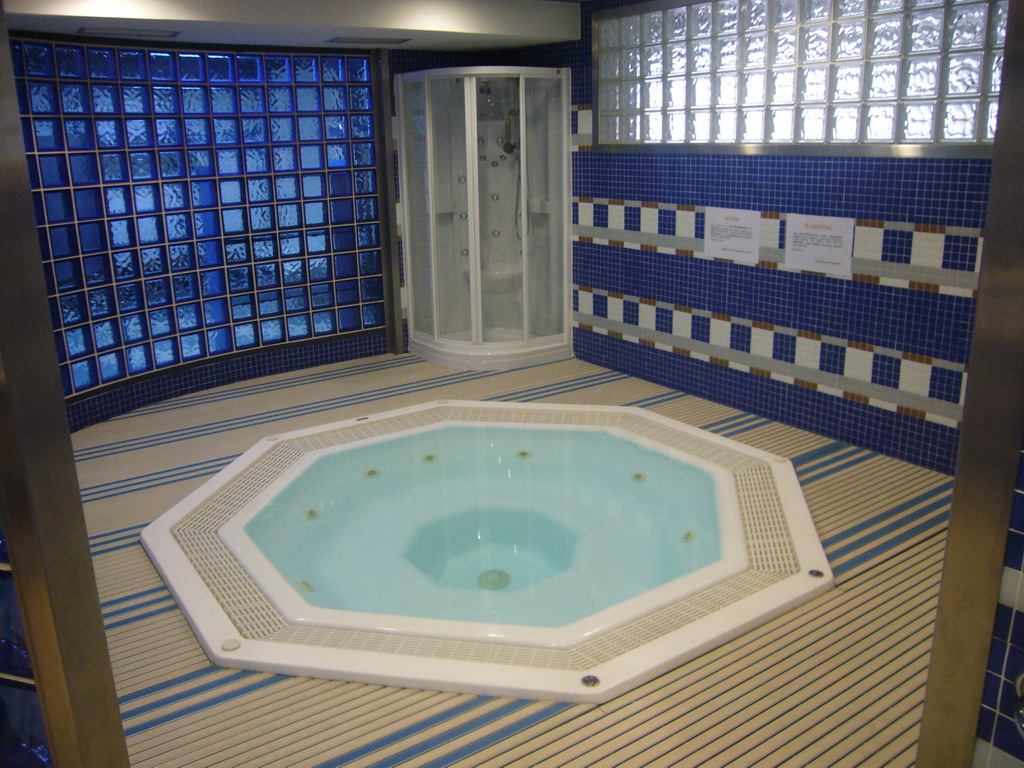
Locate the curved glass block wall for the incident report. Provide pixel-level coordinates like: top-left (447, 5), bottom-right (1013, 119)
top-left (10, 39), bottom-right (387, 397)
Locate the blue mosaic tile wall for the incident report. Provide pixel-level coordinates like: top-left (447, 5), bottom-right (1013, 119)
top-left (10, 37), bottom-right (388, 404)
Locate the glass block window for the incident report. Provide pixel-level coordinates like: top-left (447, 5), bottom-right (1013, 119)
top-left (594, 0), bottom-right (1007, 147)
top-left (10, 38), bottom-right (386, 396)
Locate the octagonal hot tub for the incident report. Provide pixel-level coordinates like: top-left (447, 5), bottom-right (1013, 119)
top-left (141, 401), bottom-right (833, 702)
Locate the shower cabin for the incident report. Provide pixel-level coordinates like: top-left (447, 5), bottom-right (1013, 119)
top-left (396, 67), bottom-right (571, 370)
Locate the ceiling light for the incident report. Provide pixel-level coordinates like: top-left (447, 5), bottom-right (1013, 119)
top-left (325, 36), bottom-right (412, 45)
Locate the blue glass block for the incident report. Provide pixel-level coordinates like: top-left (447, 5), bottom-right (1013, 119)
top-left (214, 117), bottom-right (239, 144)
top-left (178, 53), bottom-right (204, 82)
top-left (270, 115), bottom-right (294, 141)
top-left (70, 358), bottom-right (97, 391)
top-left (32, 192), bottom-right (45, 227)
top-left (117, 284), bottom-right (144, 313)
top-left (67, 154), bottom-right (97, 185)
top-left (186, 180), bottom-right (215, 209)
top-left (33, 119), bottom-right (63, 151)
top-left (87, 48), bottom-right (116, 79)
top-left (53, 258), bottom-right (83, 290)
top-left (277, 203), bottom-right (300, 228)
top-left (220, 179), bottom-right (243, 204)
top-left (148, 51), bottom-right (175, 81)
top-left (145, 277), bottom-right (171, 307)
top-left (353, 171), bottom-right (375, 194)
top-left (208, 55), bottom-right (234, 82)
top-left (361, 276), bottom-right (384, 301)
top-left (78, 221), bottom-right (107, 252)
top-left (306, 229), bottom-right (328, 254)
top-left (231, 54), bottom-right (261, 82)
top-left (350, 87), bottom-right (372, 111)
top-left (295, 86), bottom-right (320, 112)
top-left (92, 317), bottom-right (119, 348)
top-left (10, 40), bottom-right (23, 77)
top-left (325, 115), bottom-right (347, 140)
top-left (160, 150), bottom-right (185, 178)
top-left (193, 210), bottom-right (220, 237)
top-left (231, 294), bottom-right (255, 319)
top-left (16, 81), bottom-right (29, 115)
top-left (182, 87), bottom-right (209, 115)
top-left (244, 147), bottom-right (269, 173)
top-left (235, 322), bottom-right (257, 347)
top-left (322, 57), bottom-right (345, 82)
top-left (95, 118), bottom-right (124, 148)
top-left (242, 117), bottom-right (267, 143)
top-left (201, 269), bottom-right (226, 297)
top-left (165, 212), bottom-right (191, 241)
top-left (256, 263), bottom-right (279, 288)
top-left (357, 223), bottom-right (379, 248)
top-left (180, 332), bottom-right (206, 361)
top-left (152, 86), bottom-right (179, 114)
top-left (60, 292), bottom-right (87, 324)
top-left (327, 143), bottom-right (349, 168)
top-left (329, 171), bottom-right (352, 196)
top-left (109, 218), bottom-right (136, 248)
top-left (98, 351), bottom-right (125, 382)
top-left (260, 318), bottom-right (284, 343)
top-left (56, 45), bottom-right (85, 77)
top-left (65, 326), bottom-right (92, 358)
top-left (118, 50), bottom-right (147, 80)
top-left (313, 309), bottom-right (335, 335)
top-left (91, 84), bottom-right (119, 113)
top-left (337, 305), bottom-right (361, 331)
top-left (124, 119), bottom-right (152, 147)
top-left (352, 142), bottom-right (375, 167)
top-left (211, 86), bottom-right (237, 114)
top-left (141, 246), bottom-right (167, 275)
top-left (173, 274), bottom-right (198, 301)
top-left (334, 253), bottom-right (358, 278)
top-left (24, 43), bottom-right (55, 76)
top-left (304, 201), bottom-right (326, 226)
top-left (258, 291), bottom-right (281, 315)
top-left (302, 173), bottom-right (325, 198)
top-left (252, 235), bottom-right (275, 261)
top-left (273, 146), bottom-right (297, 171)
top-left (228, 266), bottom-right (252, 292)
top-left (347, 57), bottom-right (371, 83)
top-left (126, 343), bottom-right (153, 374)
top-left (207, 326), bottom-right (233, 354)
top-left (323, 86), bottom-right (347, 112)
top-left (63, 119), bottom-right (94, 150)
top-left (45, 190), bottom-right (73, 223)
top-left (266, 56), bottom-right (291, 83)
top-left (359, 250), bottom-right (382, 275)
top-left (355, 197), bottom-right (377, 221)
top-left (350, 114), bottom-right (374, 139)
top-left (308, 257), bottom-right (330, 283)
top-left (113, 250), bottom-right (140, 280)
top-left (300, 145), bottom-right (324, 170)
top-left (332, 226), bottom-right (355, 252)
top-left (197, 239), bottom-right (223, 267)
top-left (279, 231), bottom-right (303, 256)
top-left (162, 182), bottom-right (186, 210)
top-left (169, 243), bottom-right (195, 271)
top-left (156, 118), bottom-right (182, 146)
top-left (268, 87), bottom-right (293, 113)
top-left (311, 282), bottom-right (332, 306)
top-left (83, 254), bottom-right (111, 284)
top-left (250, 206), bottom-right (273, 231)
top-left (275, 175), bottom-right (298, 200)
top-left (215, 148), bottom-right (240, 175)
top-left (134, 184), bottom-right (158, 213)
top-left (129, 151), bottom-right (156, 180)
top-left (298, 116), bottom-right (322, 141)
top-left (284, 286), bottom-right (308, 311)
top-left (29, 82), bottom-right (58, 114)
top-left (294, 57), bottom-right (317, 82)
top-left (60, 84), bottom-right (89, 114)
top-left (204, 298), bottom-right (229, 326)
top-left (330, 198), bottom-right (354, 224)
top-left (282, 260), bottom-right (305, 285)
top-left (363, 303), bottom-right (385, 327)
top-left (177, 303), bottom-right (202, 331)
top-left (121, 85), bottom-right (150, 114)
top-left (49, 225), bottom-right (78, 258)
top-left (187, 149), bottom-right (214, 176)
top-left (335, 279), bottom-right (359, 305)
top-left (89, 289), bottom-right (115, 320)
top-left (137, 215), bottom-right (164, 244)
top-left (240, 87), bottom-right (265, 113)
top-left (287, 315), bottom-right (311, 339)
top-left (153, 338), bottom-right (178, 367)
top-left (222, 208), bottom-right (247, 234)
top-left (184, 117), bottom-right (211, 146)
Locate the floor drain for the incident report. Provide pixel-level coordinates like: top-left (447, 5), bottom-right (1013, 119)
top-left (478, 569), bottom-right (511, 590)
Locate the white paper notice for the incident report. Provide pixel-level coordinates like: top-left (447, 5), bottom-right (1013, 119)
top-left (704, 207), bottom-right (761, 264)
top-left (785, 214), bottom-right (855, 275)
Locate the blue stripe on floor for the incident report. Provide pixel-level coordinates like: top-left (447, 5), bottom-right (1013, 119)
top-left (118, 666), bottom-right (223, 706)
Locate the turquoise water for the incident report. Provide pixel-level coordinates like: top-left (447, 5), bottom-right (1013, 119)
top-left (244, 425), bottom-right (722, 628)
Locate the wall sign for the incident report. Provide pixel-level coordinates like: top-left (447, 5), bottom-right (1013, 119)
top-left (704, 207), bottom-right (761, 264)
top-left (785, 214), bottom-right (856, 276)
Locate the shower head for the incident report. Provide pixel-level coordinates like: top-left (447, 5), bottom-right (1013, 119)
top-left (479, 81), bottom-right (491, 95)
top-left (503, 109), bottom-right (519, 154)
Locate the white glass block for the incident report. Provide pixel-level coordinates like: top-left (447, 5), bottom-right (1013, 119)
top-left (832, 63), bottom-right (863, 101)
top-left (904, 57), bottom-right (939, 97)
top-left (599, 82), bottom-right (621, 110)
top-left (742, 108), bottom-right (765, 141)
top-left (621, 80), bottom-right (641, 110)
top-left (992, 1), bottom-right (1009, 46)
top-left (803, 0), bottom-right (831, 22)
top-left (800, 66), bottom-right (829, 101)
top-left (771, 69), bottom-right (797, 103)
top-left (742, 0), bottom-right (768, 29)
top-left (908, 10), bottom-right (944, 53)
top-left (868, 60), bottom-right (899, 99)
top-left (986, 100), bottom-right (999, 140)
top-left (667, 8), bottom-right (688, 40)
top-left (943, 101), bottom-right (977, 140)
top-left (871, 0), bottom-right (903, 12)
top-left (716, 37), bottom-right (740, 70)
top-left (599, 114), bottom-right (619, 141)
top-left (645, 80), bottom-right (664, 110)
top-left (866, 103), bottom-right (896, 140)
top-left (668, 78), bottom-right (688, 107)
top-left (689, 110), bottom-right (712, 141)
top-left (644, 12), bottom-right (665, 44)
top-left (669, 43), bottom-right (688, 74)
top-left (715, 109), bottom-right (738, 141)
top-left (644, 112), bottom-right (664, 142)
top-left (835, 22), bottom-right (865, 59)
top-left (946, 54), bottom-right (982, 95)
top-left (869, 17), bottom-right (903, 57)
top-left (667, 112), bottom-right (687, 141)
top-left (599, 20), bottom-right (620, 49)
top-left (909, 0), bottom-right (941, 6)
top-left (600, 51), bottom-right (620, 79)
top-left (744, 34), bottom-right (768, 67)
top-left (837, 0), bottom-right (866, 16)
top-left (717, 73), bottom-right (739, 105)
top-left (773, 0), bottom-right (799, 26)
top-left (622, 49), bottom-right (641, 78)
top-left (692, 74), bottom-right (713, 106)
top-left (831, 105), bottom-right (860, 141)
top-left (773, 30), bottom-right (798, 65)
top-left (901, 102), bottom-right (934, 140)
top-left (989, 52), bottom-right (1003, 93)
top-left (949, 5), bottom-right (989, 50)
top-left (798, 106), bottom-right (826, 141)
top-left (692, 41), bottom-right (713, 72)
top-left (716, 0), bottom-right (740, 34)
top-left (743, 71), bottom-right (767, 104)
top-left (691, 3), bottom-right (714, 37)
top-left (802, 25), bottom-right (830, 63)
top-left (643, 45), bottom-right (664, 77)
top-left (621, 16), bottom-right (642, 47)
top-left (621, 113), bottom-right (642, 141)
top-left (769, 107), bottom-right (795, 141)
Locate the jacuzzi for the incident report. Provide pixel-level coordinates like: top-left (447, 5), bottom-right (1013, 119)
top-left (141, 401), bottom-right (833, 702)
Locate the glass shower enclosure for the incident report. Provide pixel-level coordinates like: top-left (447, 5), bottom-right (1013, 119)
top-left (396, 67), bottom-right (571, 370)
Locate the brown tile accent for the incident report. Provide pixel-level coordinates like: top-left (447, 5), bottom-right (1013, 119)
top-left (640, 297), bottom-right (657, 305)
top-left (578, 236), bottom-right (593, 244)
top-left (710, 357), bottom-right (730, 367)
top-left (676, 249), bottom-right (695, 257)
top-left (797, 330), bottom-right (822, 340)
top-left (578, 323), bottom-right (593, 331)
top-left (853, 274), bottom-right (880, 283)
top-left (844, 392), bottom-right (870, 404)
top-left (608, 330), bottom-right (623, 339)
top-left (848, 339), bottom-right (874, 351)
top-left (915, 223), bottom-right (946, 234)
top-left (795, 379), bottom-right (819, 390)
top-left (673, 347), bottom-right (691, 356)
top-left (676, 204), bottom-right (696, 211)
top-left (576, 104), bottom-right (593, 110)
top-left (712, 312), bottom-right (731, 321)
top-left (642, 201), bottom-right (659, 208)
top-left (674, 305), bottom-right (692, 313)
top-left (577, 145), bottom-right (593, 152)
top-left (897, 405), bottom-right (927, 419)
top-left (609, 199), bottom-right (625, 205)
top-left (902, 351), bottom-right (933, 364)
top-left (609, 240), bottom-right (624, 247)
top-left (640, 338), bottom-right (655, 348)
top-left (641, 244), bottom-right (658, 252)
top-left (753, 321), bottom-right (775, 330)
top-left (578, 196), bottom-right (594, 203)
top-left (855, 219), bottom-right (885, 228)
top-left (910, 281), bottom-right (940, 293)
top-left (751, 367), bottom-right (773, 377)
top-left (758, 260), bottom-right (779, 269)
top-left (761, 211), bottom-right (781, 219)
top-left (578, 285), bottom-right (593, 293)
top-left (608, 291), bottom-right (624, 299)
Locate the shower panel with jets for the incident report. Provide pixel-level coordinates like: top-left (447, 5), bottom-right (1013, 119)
top-left (396, 67), bottom-right (571, 370)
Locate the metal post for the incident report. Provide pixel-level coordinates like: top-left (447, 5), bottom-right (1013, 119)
top-left (375, 49), bottom-right (405, 355)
